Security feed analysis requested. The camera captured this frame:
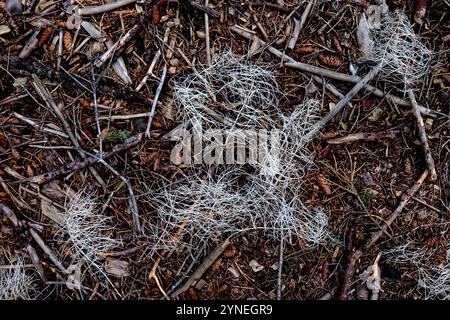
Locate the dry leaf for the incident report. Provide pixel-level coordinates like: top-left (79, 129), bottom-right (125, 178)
top-left (41, 199), bottom-right (64, 225)
top-left (105, 258), bottom-right (130, 277)
top-left (249, 259), bottom-right (264, 272)
top-left (356, 14), bottom-right (373, 55)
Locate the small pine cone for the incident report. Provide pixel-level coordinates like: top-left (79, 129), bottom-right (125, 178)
top-left (318, 53), bottom-right (342, 68)
top-left (317, 173), bottom-right (332, 195)
top-left (332, 36), bottom-right (343, 54)
top-left (38, 26), bottom-right (54, 47)
top-left (63, 31), bottom-right (73, 52)
top-left (296, 45), bottom-right (316, 54)
top-left (423, 236), bottom-right (441, 248)
top-left (0, 132), bottom-right (7, 149)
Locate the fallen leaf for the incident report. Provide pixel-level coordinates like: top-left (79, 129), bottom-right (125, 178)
top-left (249, 259), bottom-right (264, 272)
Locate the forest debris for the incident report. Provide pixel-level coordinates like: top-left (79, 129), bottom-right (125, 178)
top-left (317, 173), bottom-right (332, 195)
top-left (5, 0), bottom-right (23, 16)
top-left (408, 90), bottom-right (437, 181)
top-left (317, 53), bottom-right (342, 68)
top-left (105, 258), bottom-right (130, 277)
top-left (230, 26), bottom-right (435, 116)
top-left (81, 21), bottom-right (132, 85)
top-left (63, 31), bottom-right (72, 52)
top-left (29, 228), bottom-right (67, 274)
top-left (29, 133), bottom-right (142, 185)
top-left (38, 26), bottom-right (53, 46)
top-left (77, 0), bottom-right (137, 16)
top-left (249, 259), bottom-right (264, 272)
top-left (41, 199), bottom-right (64, 225)
top-left (361, 172), bottom-right (375, 186)
top-left (356, 13), bottom-right (373, 55)
top-left (340, 170), bottom-right (429, 299)
top-left (288, 0), bottom-right (316, 49)
top-left (326, 130), bottom-right (398, 144)
top-left (171, 238), bottom-right (230, 298)
top-left (368, 107), bottom-right (384, 122)
top-left (0, 25), bottom-right (11, 35)
top-left (19, 29), bottom-right (40, 59)
top-left (295, 45), bottom-right (315, 54)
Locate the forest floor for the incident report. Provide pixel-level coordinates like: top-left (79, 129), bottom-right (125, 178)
top-left (0, 0), bottom-right (449, 300)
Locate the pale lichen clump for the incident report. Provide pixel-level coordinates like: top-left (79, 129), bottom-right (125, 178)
top-left (0, 256), bottom-right (36, 300)
top-left (58, 191), bottom-right (120, 272)
top-left (364, 10), bottom-right (432, 86)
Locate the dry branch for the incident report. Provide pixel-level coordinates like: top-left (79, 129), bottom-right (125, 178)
top-left (30, 134), bottom-right (143, 185)
top-left (408, 90), bottom-right (437, 181)
top-left (78, 0), bottom-right (137, 16)
top-left (325, 130), bottom-right (399, 144)
top-left (171, 238), bottom-right (231, 298)
top-left (31, 74), bottom-right (105, 187)
top-left (94, 24), bottom-right (141, 68)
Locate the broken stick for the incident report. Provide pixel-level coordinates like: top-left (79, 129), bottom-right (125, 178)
top-left (171, 238), bottom-right (231, 298)
top-left (408, 90), bottom-right (437, 181)
top-left (29, 133), bottom-right (143, 185)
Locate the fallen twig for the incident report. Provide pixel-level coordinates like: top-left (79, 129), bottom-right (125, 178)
top-left (94, 24), bottom-right (141, 68)
top-left (408, 90), bottom-right (437, 181)
top-left (171, 238), bottom-right (231, 298)
top-left (29, 228), bottom-right (67, 274)
top-left (29, 133), bottom-right (143, 185)
top-left (204, 0), bottom-right (212, 65)
top-left (276, 237), bottom-right (284, 300)
top-left (145, 66), bottom-right (167, 139)
top-left (287, 0), bottom-right (315, 49)
top-left (31, 74), bottom-right (105, 187)
top-left (325, 129), bottom-right (400, 144)
top-left (188, 1), bottom-right (220, 18)
top-left (77, 0), bottom-right (137, 16)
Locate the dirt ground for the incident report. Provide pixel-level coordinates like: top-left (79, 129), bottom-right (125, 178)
top-left (0, 0), bottom-right (449, 300)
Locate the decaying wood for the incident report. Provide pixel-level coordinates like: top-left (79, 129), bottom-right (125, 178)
top-left (188, 0), bottom-right (220, 18)
top-left (307, 63), bottom-right (383, 137)
top-left (204, 0), bottom-right (212, 66)
top-left (29, 228), bottom-right (67, 274)
top-left (366, 170), bottom-right (429, 248)
top-left (287, 0), bottom-right (315, 49)
top-left (94, 23), bottom-right (142, 68)
top-left (26, 244), bottom-right (46, 282)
